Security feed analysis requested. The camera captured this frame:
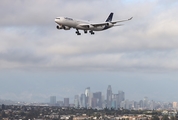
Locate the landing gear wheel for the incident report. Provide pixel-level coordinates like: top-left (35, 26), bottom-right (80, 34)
top-left (89, 31), bottom-right (95, 35)
top-left (77, 33), bottom-right (81, 35)
top-left (76, 29), bottom-right (81, 35)
top-left (84, 30), bottom-right (87, 34)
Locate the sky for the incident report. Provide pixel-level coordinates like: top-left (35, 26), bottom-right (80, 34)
top-left (0, 0), bottom-right (178, 103)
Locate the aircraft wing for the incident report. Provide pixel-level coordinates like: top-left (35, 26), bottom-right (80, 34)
top-left (79, 24), bottom-right (91, 28)
top-left (91, 23), bottom-right (109, 27)
top-left (79, 17), bottom-right (133, 28)
top-left (79, 23), bottom-right (107, 28)
top-left (90, 17), bottom-right (133, 27)
top-left (111, 17), bottom-right (133, 24)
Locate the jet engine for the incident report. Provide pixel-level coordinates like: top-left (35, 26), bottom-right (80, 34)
top-left (56, 25), bottom-right (70, 30)
top-left (56, 25), bottom-right (63, 29)
top-left (89, 25), bottom-right (94, 29)
top-left (63, 26), bottom-right (70, 30)
top-left (106, 22), bottom-right (112, 27)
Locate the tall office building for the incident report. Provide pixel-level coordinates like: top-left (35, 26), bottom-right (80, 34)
top-left (85, 87), bottom-right (90, 97)
top-left (93, 92), bottom-right (102, 108)
top-left (112, 94), bottom-right (119, 109)
top-left (143, 97), bottom-right (148, 109)
top-left (107, 85), bottom-right (112, 108)
top-left (85, 87), bottom-right (90, 108)
top-left (74, 95), bottom-right (80, 108)
top-left (50, 96), bottom-right (56, 106)
top-left (92, 97), bottom-right (97, 108)
top-left (64, 98), bottom-right (69, 107)
top-left (80, 93), bottom-right (86, 108)
top-left (102, 95), bottom-right (106, 108)
top-left (88, 92), bottom-right (93, 108)
top-left (173, 102), bottom-right (178, 109)
top-left (118, 91), bottom-right (125, 108)
top-left (139, 100), bottom-right (144, 108)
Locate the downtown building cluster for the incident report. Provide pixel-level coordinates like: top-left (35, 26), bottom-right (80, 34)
top-left (73, 85), bottom-right (125, 109)
top-left (49, 85), bottom-right (125, 109)
top-left (72, 86), bottom-right (174, 110)
top-left (49, 85), bottom-right (176, 110)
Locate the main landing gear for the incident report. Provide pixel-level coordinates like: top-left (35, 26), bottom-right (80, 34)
top-left (75, 29), bottom-right (95, 35)
top-left (84, 30), bottom-right (87, 34)
top-left (89, 30), bottom-right (95, 35)
top-left (76, 29), bottom-right (81, 35)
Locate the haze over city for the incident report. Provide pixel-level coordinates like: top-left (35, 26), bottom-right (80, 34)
top-left (0, 0), bottom-right (178, 103)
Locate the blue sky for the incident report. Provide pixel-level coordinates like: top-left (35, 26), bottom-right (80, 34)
top-left (0, 0), bottom-right (178, 103)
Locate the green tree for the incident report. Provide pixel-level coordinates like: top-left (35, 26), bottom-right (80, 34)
top-left (162, 115), bottom-right (169, 120)
top-left (170, 116), bottom-right (176, 120)
top-left (152, 115), bottom-right (159, 120)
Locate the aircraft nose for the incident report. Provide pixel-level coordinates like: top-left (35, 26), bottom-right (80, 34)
top-left (55, 18), bottom-right (61, 23)
top-left (54, 18), bottom-right (58, 23)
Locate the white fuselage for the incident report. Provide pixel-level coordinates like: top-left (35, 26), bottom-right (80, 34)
top-left (55, 17), bottom-right (113, 31)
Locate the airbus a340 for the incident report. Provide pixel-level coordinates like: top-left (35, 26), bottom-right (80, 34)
top-left (54, 13), bottom-right (132, 35)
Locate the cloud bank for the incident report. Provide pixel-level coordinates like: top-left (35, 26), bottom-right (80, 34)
top-left (0, 0), bottom-right (178, 73)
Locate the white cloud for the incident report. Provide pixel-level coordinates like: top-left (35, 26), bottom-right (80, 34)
top-left (0, 0), bottom-right (178, 72)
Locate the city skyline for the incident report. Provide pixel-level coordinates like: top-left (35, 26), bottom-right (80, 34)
top-left (47, 85), bottom-right (176, 110)
top-left (1, 72), bottom-right (178, 102)
top-left (1, 0), bottom-right (178, 103)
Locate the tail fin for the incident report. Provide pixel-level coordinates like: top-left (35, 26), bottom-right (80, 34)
top-left (106, 12), bottom-right (113, 22)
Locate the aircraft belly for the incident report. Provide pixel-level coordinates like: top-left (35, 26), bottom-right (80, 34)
top-left (76, 26), bottom-right (105, 31)
top-left (91, 26), bottom-right (105, 31)
top-left (62, 20), bottom-right (78, 28)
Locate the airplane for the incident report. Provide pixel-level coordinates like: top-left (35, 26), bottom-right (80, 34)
top-left (54, 13), bottom-right (133, 35)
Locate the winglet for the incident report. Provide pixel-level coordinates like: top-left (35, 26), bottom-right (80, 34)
top-left (106, 13), bottom-right (114, 22)
top-left (128, 17), bottom-right (133, 20)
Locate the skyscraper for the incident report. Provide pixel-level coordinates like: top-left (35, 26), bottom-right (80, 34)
top-left (107, 85), bottom-right (112, 108)
top-left (85, 87), bottom-right (90, 108)
top-left (74, 95), bottom-right (80, 108)
top-left (173, 102), bottom-right (178, 109)
top-left (112, 94), bottom-right (118, 109)
top-left (64, 98), bottom-right (69, 107)
top-left (50, 96), bottom-right (56, 106)
top-left (93, 92), bottom-right (102, 108)
top-left (85, 87), bottom-right (90, 97)
top-left (80, 93), bottom-right (86, 108)
top-left (143, 97), bottom-right (148, 109)
top-left (118, 91), bottom-right (125, 108)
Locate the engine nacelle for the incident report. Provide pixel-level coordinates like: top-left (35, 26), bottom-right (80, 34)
top-left (56, 25), bottom-right (62, 29)
top-left (63, 26), bottom-right (70, 30)
top-left (81, 24), bottom-right (94, 29)
top-left (106, 22), bottom-right (112, 26)
top-left (56, 25), bottom-right (70, 30)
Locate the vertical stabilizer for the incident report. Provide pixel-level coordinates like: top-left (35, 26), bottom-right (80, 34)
top-left (106, 12), bottom-right (113, 22)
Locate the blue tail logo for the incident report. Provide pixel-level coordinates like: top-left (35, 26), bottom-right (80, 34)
top-left (106, 12), bottom-right (113, 22)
